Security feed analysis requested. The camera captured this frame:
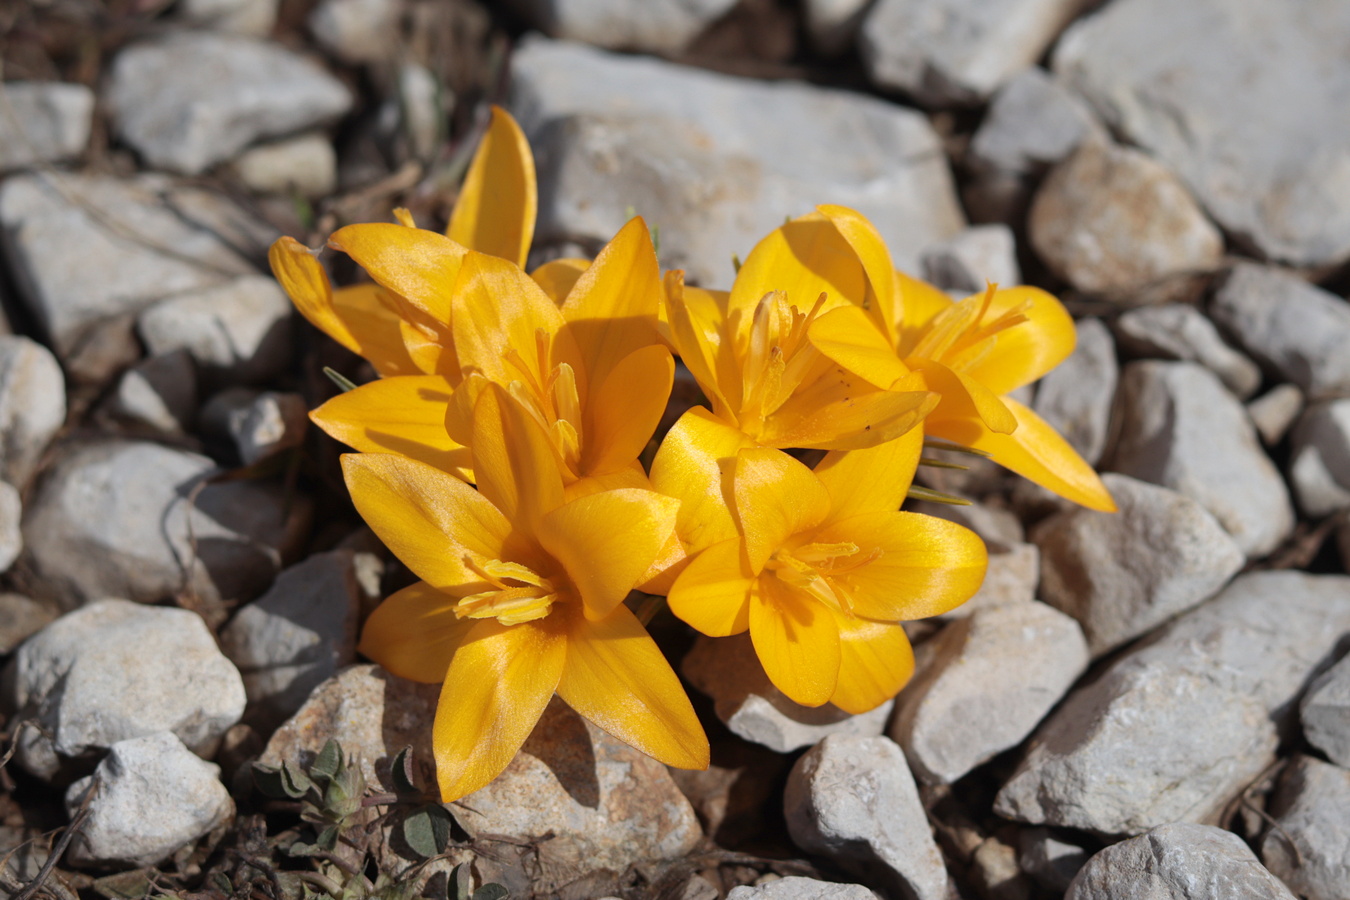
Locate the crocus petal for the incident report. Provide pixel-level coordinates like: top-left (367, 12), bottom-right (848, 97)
top-left (808, 304), bottom-right (912, 390)
top-left (928, 396), bottom-right (1117, 512)
top-left (537, 488), bottom-right (680, 621)
top-left (728, 212), bottom-right (862, 328)
top-left (663, 272), bottom-right (734, 416)
top-left (470, 383), bottom-right (566, 531)
top-left (329, 284), bottom-right (423, 376)
top-left (894, 270), bottom-right (955, 357)
top-left (532, 258), bottom-right (590, 304)
top-left (910, 359), bottom-right (1018, 435)
top-left (759, 366), bottom-right (937, 450)
top-left (582, 344), bottom-right (673, 476)
top-left (560, 217), bottom-right (663, 398)
top-left (269, 237), bottom-right (361, 355)
top-left (827, 612), bottom-right (915, 715)
top-left (562, 461), bottom-right (651, 503)
top-left (555, 603), bottom-right (709, 770)
top-left (958, 286), bottom-right (1077, 395)
top-left (650, 407), bottom-right (755, 556)
top-left (341, 453), bottom-right (512, 591)
top-left (813, 511), bottom-right (987, 621)
top-left (816, 204), bottom-right (901, 340)
top-left (312, 376), bottom-right (473, 481)
top-left (813, 426), bottom-right (923, 520)
top-left (328, 224), bottom-right (466, 325)
top-left (434, 616), bottom-right (567, 802)
top-left (733, 448), bottom-right (830, 572)
top-left (666, 537), bottom-right (753, 636)
top-left (750, 576), bottom-right (840, 707)
top-left (357, 581), bottom-right (472, 684)
top-left (446, 105), bottom-right (536, 269)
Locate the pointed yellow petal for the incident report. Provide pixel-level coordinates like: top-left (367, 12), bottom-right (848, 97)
top-left (537, 488), bottom-right (680, 621)
top-left (341, 453), bottom-right (511, 590)
top-left (960, 287), bottom-right (1077, 395)
top-left (269, 237), bottom-right (361, 355)
top-left (357, 581), bottom-right (472, 684)
top-left (562, 460), bottom-right (651, 503)
top-left (911, 359), bottom-right (1018, 435)
top-left (828, 613), bottom-right (915, 715)
top-left (928, 396), bottom-right (1117, 512)
top-left (532, 258), bottom-right (590, 304)
top-left (813, 511), bottom-right (988, 621)
top-left (327, 284), bottom-right (424, 376)
top-left (312, 376), bottom-right (473, 481)
top-left (817, 204), bottom-right (901, 341)
top-left (750, 577), bottom-right (840, 707)
top-left (328, 224), bottom-right (466, 324)
top-left (759, 367), bottom-right (937, 450)
top-left (808, 304), bottom-right (912, 390)
top-left (650, 408), bottom-right (756, 556)
top-left (729, 213), bottom-right (862, 328)
top-left (447, 105), bottom-right (537, 268)
top-left (813, 427), bottom-right (924, 520)
top-left (434, 616), bottom-right (566, 802)
top-left (582, 344), bottom-right (673, 476)
top-left (734, 448), bottom-right (830, 572)
top-left (560, 218), bottom-right (664, 394)
top-left (894, 270), bottom-right (955, 357)
top-left (555, 603), bottom-right (708, 769)
top-left (663, 272), bottom-right (733, 416)
top-left (470, 383), bottom-right (566, 530)
top-left (667, 537), bottom-right (753, 636)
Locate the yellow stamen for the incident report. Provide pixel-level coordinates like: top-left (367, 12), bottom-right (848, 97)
top-left (739, 291), bottom-right (830, 434)
top-left (763, 540), bottom-right (883, 617)
top-left (910, 283), bottom-right (1033, 374)
top-left (501, 334), bottom-right (584, 478)
top-left (457, 557), bottom-right (559, 625)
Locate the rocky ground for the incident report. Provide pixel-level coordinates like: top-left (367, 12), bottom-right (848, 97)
top-left (2, 0), bottom-right (1350, 898)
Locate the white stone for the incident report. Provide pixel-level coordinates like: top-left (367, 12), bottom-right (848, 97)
top-left (212, 390), bottom-right (308, 465)
top-left (7, 600), bottom-right (246, 781)
top-left (682, 634), bottom-right (893, 753)
top-left (20, 440), bottom-right (304, 610)
top-left (0, 481), bottom-right (19, 573)
top-left (504, 0), bottom-right (739, 54)
top-left (860, 0), bottom-right (1088, 105)
top-left (1262, 755), bottom-right (1350, 900)
top-left (102, 351), bottom-right (197, 436)
top-left (891, 601), bottom-right (1089, 783)
top-left (138, 275), bottom-right (293, 386)
top-left (64, 732), bottom-right (232, 868)
top-left (220, 550), bottom-right (362, 731)
top-left (1114, 304), bottom-right (1262, 399)
top-left (1018, 828), bottom-right (1088, 893)
top-left (1068, 823), bottom-right (1296, 900)
top-left (1289, 400), bottom-right (1350, 518)
top-left (1210, 263), bottom-right (1350, 401)
top-left (728, 878), bottom-right (881, 900)
top-left (308, 0), bottom-right (402, 64)
top-left (969, 67), bottom-right (1100, 175)
top-left (398, 64), bottom-right (444, 164)
top-left (1247, 384), bottom-right (1304, 447)
top-left (785, 735), bottom-right (948, 900)
top-left (1301, 655), bottom-right (1350, 768)
top-left (1110, 361), bottom-right (1294, 558)
top-left (1033, 473), bottom-right (1244, 655)
top-left (0, 593), bottom-right (55, 655)
top-left (995, 571), bottom-right (1350, 834)
top-left (1031, 317), bottom-right (1117, 465)
top-left (0, 82), bottom-right (94, 172)
top-left (0, 336), bottom-right (64, 488)
top-left (1054, 0), bottom-right (1350, 269)
top-left (803, 0), bottom-right (873, 56)
top-left (509, 37), bottom-right (965, 285)
top-left (1029, 138), bottom-right (1223, 304)
top-left (920, 224), bottom-right (1020, 295)
top-left (231, 133), bottom-right (337, 198)
top-left (0, 173), bottom-right (268, 379)
top-left (106, 32), bottom-right (352, 175)
top-left (178, 0), bottom-right (278, 35)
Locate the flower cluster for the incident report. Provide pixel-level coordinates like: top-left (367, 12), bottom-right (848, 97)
top-left (271, 107), bottom-right (1114, 802)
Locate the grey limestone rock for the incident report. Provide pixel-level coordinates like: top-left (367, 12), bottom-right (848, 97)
top-left (727, 878), bottom-right (880, 900)
top-left (219, 550), bottom-right (362, 732)
top-left (1029, 139), bottom-right (1223, 304)
top-left (504, 0), bottom-right (739, 54)
top-left (891, 601), bottom-right (1089, 784)
top-left (21, 440), bottom-right (305, 610)
top-left (1017, 828), bottom-right (1088, 893)
top-left (1054, 0), bottom-right (1350, 269)
top-left (1031, 317), bottom-right (1117, 466)
top-left (102, 351), bottom-right (198, 437)
top-left (229, 134), bottom-right (337, 199)
top-left (859, 0), bottom-right (1090, 106)
top-left (1210, 263), bottom-right (1350, 400)
top-left (178, 0), bottom-right (278, 34)
top-left (1247, 384), bottom-right (1304, 447)
top-left (682, 634), bottom-right (892, 753)
top-left (920, 224), bottom-right (1021, 296)
top-left (1261, 755), bottom-right (1350, 900)
top-left (64, 732), bottom-right (233, 868)
top-left (939, 541), bottom-right (1038, 618)
top-left (105, 32), bottom-right (352, 175)
top-left (509, 37), bottom-right (964, 284)
top-left (6, 599), bottom-right (246, 781)
top-left (308, 0), bottom-right (402, 64)
top-left (1032, 473), bottom-right (1244, 656)
top-left (0, 481), bottom-right (19, 574)
top-left (0, 593), bottom-right (55, 655)
top-left (1067, 823), bottom-right (1296, 900)
top-left (0, 335), bottom-right (65, 488)
top-left (0, 82), bottom-right (94, 172)
top-left (1301, 655), bottom-right (1350, 768)
top-left (969, 67), bottom-right (1100, 176)
top-left (1288, 399), bottom-right (1350, 518)
top-left (803, 0), bottom-right (873, 56)
top-left (1114, 304), bottom-right (1262, 399)
top-left (995, 571), bottom-right (1350, 834)
top-left (1110, 361), bottom-right (1293, 558)
top-left (200, 389), bottom-right (309, 466)
top-left (785, 735), bottom-right (948, 900)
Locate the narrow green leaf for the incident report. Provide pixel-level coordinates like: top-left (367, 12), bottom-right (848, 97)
top-left (324, 367), bottom-right (359, 393)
